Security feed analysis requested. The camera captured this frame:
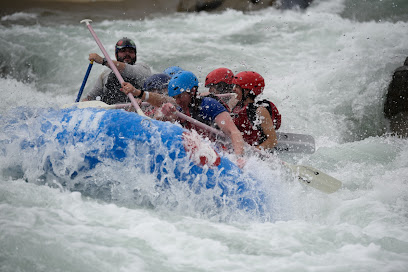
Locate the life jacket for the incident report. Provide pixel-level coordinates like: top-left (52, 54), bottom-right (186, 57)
top-left (101, 72), bottom-right (142, 105)
top-left (231, 100), bottom-right (281, 146)
top-left (247, 99), bottom-right (281, 130)
top-left (231, 103), bottom-right (262, 146)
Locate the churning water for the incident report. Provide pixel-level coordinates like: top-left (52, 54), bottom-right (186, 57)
top-left (0, 0), bottom-right (407, 271)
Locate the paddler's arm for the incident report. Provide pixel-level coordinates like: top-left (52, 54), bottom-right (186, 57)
top-left (120, 82), bottom-right (175, 107)
top-left (256, 107), bottom-right (278, 150)
top-left (89, 53), bottom-right (127, 73)
top-left (214, 112), bottom-right (245, 157)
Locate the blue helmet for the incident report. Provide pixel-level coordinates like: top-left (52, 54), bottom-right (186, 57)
top-left (163, 66), bottom-right (184, 77)
top-left (143, 73), bottom-right (171, 92)
top-left (168, 71), bottom-right (199, 97)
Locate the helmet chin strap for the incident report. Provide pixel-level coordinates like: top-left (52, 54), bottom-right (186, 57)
top-left (190, 87), bottom-right (200, 109)
top-left (241, 88), bottom-right (248, 102)
top-left (193, 87), bottom-right (199, 97)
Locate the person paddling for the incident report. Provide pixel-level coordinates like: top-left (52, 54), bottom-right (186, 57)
top-left (230, 71), bottom-right (278, 150)
top-left (83, 37), bottom-right (151, 104)
top-left (120, 71), bottom-right (245, 165)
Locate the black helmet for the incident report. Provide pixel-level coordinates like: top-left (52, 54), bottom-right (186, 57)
top-left (115, 37), bottom-right (137, 64)
top-left (115, 37), bottom-right (137, 55)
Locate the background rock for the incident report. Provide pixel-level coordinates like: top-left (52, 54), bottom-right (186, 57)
top-left (384, 57), bottom-right (408, 137)
top-left (178, 0), bottom-right (313, 12)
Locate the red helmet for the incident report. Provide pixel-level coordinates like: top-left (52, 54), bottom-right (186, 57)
top-left (232, 71), bottom-right (265, 96)
top-left (205, 68), bottom-right (234, 87)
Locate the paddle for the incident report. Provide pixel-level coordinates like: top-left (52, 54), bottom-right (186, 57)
top-left (275, 132), bottom-right (315, 154)
top-left (173, 112), bottom-right (315, 154)
top-left (176, 112), bottom-right (341, 193)
top-left (201, 93), bottom-right (315, 153)
top-left (80, 19), bottom-right (146, 117)
top-left (282, 162), bottom-right (342, 194)
top-left (75, 61), bottom-right (93, 102)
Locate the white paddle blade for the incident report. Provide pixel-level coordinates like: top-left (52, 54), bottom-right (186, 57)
top-left (284, 163), bottom-right (342, 194)
top-left (275, 132), bottom-right (315, 154)
top-left (62, 101), bottom-right (116, 109)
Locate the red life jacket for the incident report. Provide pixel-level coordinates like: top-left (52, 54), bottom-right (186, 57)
top-left (231, 103), bottom-right (263, 146)
top-left (231, 100), bottom-right (281, 146)
top-left (248, 99), bottom-right (281, 130)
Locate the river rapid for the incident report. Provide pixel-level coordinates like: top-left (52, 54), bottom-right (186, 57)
top-left (0, 0), bottom-right (407, 271)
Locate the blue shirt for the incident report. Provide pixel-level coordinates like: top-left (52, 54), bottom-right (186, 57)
top-left (197, 97), bottom-right (227, 123)
top-left (178, 97), bottom-right (227, 127)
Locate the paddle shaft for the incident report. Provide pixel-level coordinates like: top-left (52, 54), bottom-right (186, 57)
top-left (175, 111), bottom-right (225, 137)
top-left (81, 19), bottom-right (145, 116)
top-left (76, 61), bottom-right (93, 102)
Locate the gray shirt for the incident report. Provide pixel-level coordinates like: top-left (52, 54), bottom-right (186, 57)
top-left (87, 62), bottom-right (152, 104)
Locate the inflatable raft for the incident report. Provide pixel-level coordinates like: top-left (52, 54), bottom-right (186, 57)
top-left (2, 107), bottom-right (269, 215)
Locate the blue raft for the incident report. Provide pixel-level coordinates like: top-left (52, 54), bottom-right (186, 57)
top-left (6, 107), bottom-right (268, 215)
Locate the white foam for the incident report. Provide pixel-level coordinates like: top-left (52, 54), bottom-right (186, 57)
top-left (1, 12), bottom-right (38, 21)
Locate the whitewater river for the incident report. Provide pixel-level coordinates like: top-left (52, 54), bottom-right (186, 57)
top-left (1, 0), bottom-right (407, 271)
